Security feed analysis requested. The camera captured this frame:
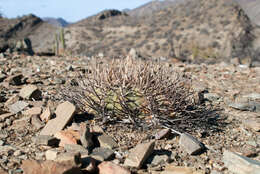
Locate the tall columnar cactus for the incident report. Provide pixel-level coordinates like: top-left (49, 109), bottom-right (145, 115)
top-left (55, 33), bottom-right (59, 55)
top-left (53, 28), bottom-right (66, 56)
top-left (59, 28), bottom-right (65, 51)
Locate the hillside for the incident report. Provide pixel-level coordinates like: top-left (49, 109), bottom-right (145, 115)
top-left (65, 0), bottom-right (259, 64)
top-left (43, 17), bottom-right (69, 27)
top-left (0, 14), bottom-right (58, 54)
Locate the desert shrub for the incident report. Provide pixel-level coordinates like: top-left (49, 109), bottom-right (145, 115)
top-left (60, 58), bottom-right (220, 133)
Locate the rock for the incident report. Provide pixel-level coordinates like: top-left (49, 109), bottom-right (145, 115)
top-left (91, 147), bottom-right (115, 161)
top-left (40, 101), bottom-right (76, 136)
top-left (31, 115), bottom-right (44, 130)
top-left (45, 149), bottom-right (60, 160)
top-left (5, 74), bottom-right (23, 86)
top-left (243, 118), bottom-right (260, 132)
top-left (21, 159), bottom-right (82, 174)
top-left (8, 101), bottom-right (29, 114)
top-left (81, 156), bottom-right (96, 173)
top-left (54, 130), bottom-right (79, 147)
top-left (64, 144), bottom-right (89, 154)
top-left (154, 128), bottom-right (171, 140)
top-left (55, 152), bottom-right (81, 165)
top-left (19, 85), bottom-right (42, 100)
top-left (79, 123), bottom-right (93, 149)
top-left (98, 161), bottom-right (131, 174)
top-left (161, 166), bottom-right (203, 174)
top-left (4, 94), bottom-right (19, 107)
top-left (149, 154), bottom-right (169, 167)
top-left (34, 135), bottom-right (59, 146)
top-left (229, 102), bottom-right (257, 112)
top-left (97, 133), bottom-right (118, 149)
top-left (23, 107), bottom-right (42, 116)
top-left (91, 125), bottom-right (104, 133)
top-left (0, 113), bottom-right (14, 122)
top-left (223, 150), bottom-right (260, 174)
top-left (243, 93), bottom-right (260, 100)
top-left (179, 133), bottom-right (204, 155)
top-left (124, 141), bottom-right (155, 169)
top-left (40, 107), bottom-right (51, 122)
top-left (203, 93), bottom-right (220, 102)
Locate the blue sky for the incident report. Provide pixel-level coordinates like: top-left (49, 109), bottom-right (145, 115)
top-left (0, 0), bottom-right (152, 22)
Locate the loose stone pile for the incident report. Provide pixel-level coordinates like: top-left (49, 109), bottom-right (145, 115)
top-left (0, 53), bottom-right (259, 174)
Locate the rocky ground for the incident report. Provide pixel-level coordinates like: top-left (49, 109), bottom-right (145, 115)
top-left (0, 52), bottom-right (259, 174)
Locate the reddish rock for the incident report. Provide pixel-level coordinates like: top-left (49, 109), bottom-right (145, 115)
top-left (54, 130), bottom-right (80, 147)
top-left (40, 101), bottom-right (76, 136)
top-left (0, 170), bottom-right (8, 174)
top-left (21, 160), bottom-right (82, 174)
top-left (98, 161), bottom-right (131, 174)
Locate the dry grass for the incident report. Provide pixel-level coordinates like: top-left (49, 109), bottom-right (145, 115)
top-left (60, 57), bottom-right (221, 133)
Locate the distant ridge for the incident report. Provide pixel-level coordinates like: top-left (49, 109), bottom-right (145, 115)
top-left (43, 17), bottom-right (69, 27)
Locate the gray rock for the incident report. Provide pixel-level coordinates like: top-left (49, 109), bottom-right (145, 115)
top-left (229, 102), bottom-right (257, 112)
top-left (64, 144), bottom-right (89, 154)
top-left (179, 133), bottom-right (204, 155)
top-left (97, 133), bottom-right (118, 149)
top-left (79, 123), bottom-right (93, 149)
top-left (223, 150), bottom-right (260, 174)
top-left (149, 154), bottom-right (169, 167)
top-left (243, 119), bottom-right (260, 132)
top-left (8, 101), bottom-right (29, 114)
top-left (124, 141), bottom-right (155, 169)
top-left (204, 93), bottom-right (220, 102)
top-left (34, 135), bottom-right (59, 146)
top-left (243, 93), bottom-right (260, 100)
top-left (154, 128), bottom-right (171, 140)
top-left (91, 147), bottom-right (114, 161)
top-left (45, 149), bottom-right (60, 160)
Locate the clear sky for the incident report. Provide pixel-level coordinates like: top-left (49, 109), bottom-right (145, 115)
top-left (0, 0), bottom-right (152, 22)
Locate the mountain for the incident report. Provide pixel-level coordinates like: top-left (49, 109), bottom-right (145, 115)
top-left (235, 0), bottom-right (260, 26)
top-left (64, 0), bottom-right (260, 64)
top-left (0, 14), bottom-right (58, 54)
top-left (43, 17), bottom-right (69, 27)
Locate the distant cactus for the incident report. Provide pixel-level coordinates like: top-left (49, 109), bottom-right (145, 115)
top-left (53, 27), bottom-right (66, 56)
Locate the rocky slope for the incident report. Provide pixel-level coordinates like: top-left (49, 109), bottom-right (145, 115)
top-left (65, 0), bottom-right (260, 65)
top-left (0, 14), bottom-right (58, 54)
top-left (43, 17), bottom-right (69, 27)
top-left (0, 51), bottom-right (259, 174)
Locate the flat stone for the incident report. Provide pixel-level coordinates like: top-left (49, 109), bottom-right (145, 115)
top-left (97, 133), bottom-right (118, 149)
top-left (40, 101), bottom-right (76, 136)
top-left (34, 135), bottom-right (59, 146)
top-left (45, 149), bottom-right (60, 160)
top-left (98, 161), bottom-right (131, 174)
top-left (21, 159), bottom-right (82, 174)
top-left (124, 141), bottom-right (155, 169)
top-left (243, 93), bottom-right (260, 100)
top-left (19, 85), bottom-right (41, 100)
top-left (229, 102), bottom-right (257, 112)
top-left (79, 123), bottom-right (93, 149)
top-left (0, 113), bottom-right (14, 122)
top-left (154, 128), bottom-right (171, 140)
top-left (4, 94), bottom-right (19, 107)
top-left (149, 154), bottom-right (169, 167)
top-left (40, 107), bottom-right (51, 122)
top-left (243, 119), bottom-right (260, 132)
top-left (55, 152), bottom-right (81, 165)
top-left (8, 101), bottom-right (29, 114)
top-left (91, 147), bottom-right (114, 161)
top-left (31, 115), bottom-right (45, 130)
top-left (204, 93), bottom-right (220, 102)
top-left (54, 130), bottom-right (80, 147)
top-left (223, 150), bottom-right (260, 174)
top-left (23, 107), bottom-right (42, 116)
top-left (179, 133), bottom-right (204, 155)
top-left (64, 144), bottom-right (89, 154)
top-left (161, 166), bottom-right (203, 174)
top-left (5, 74), bottom-right (23, 86)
